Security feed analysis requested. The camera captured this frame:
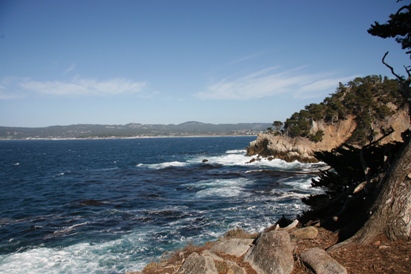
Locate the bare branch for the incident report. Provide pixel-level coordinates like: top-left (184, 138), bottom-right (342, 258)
top-left (394, 4), bottom-right (410, 16)
top-left (404, 65), bottom-right (411, 78)
top-left (364, 127), bottom-right (395, 148)
top-left (382, 51), bottom-right (403, 80)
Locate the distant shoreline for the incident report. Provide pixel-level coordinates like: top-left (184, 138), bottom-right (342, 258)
top-left (0, 122), bottom-right (269, 140)
top-left (0, 134), bottom-right (258, 141)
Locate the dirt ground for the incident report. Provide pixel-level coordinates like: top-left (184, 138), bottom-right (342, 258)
top-left (291, 227), bottom-right (411, 274)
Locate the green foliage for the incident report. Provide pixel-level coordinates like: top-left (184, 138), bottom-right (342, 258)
top-left (272, 121), bottom-right (283, 130)
top-left (368, 3), bottom-right (411, 57)
top-left (282, 75), bottom-right (401, 145)
top-left (308, 130), bottom-right (324, 143)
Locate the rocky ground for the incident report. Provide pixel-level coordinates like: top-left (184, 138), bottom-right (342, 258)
top-left (292, 227), bottom-right (411, 273)
top-left (128, 223), bottom-right (411, 274)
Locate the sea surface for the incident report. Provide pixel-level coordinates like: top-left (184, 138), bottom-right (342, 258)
top-left (0, 137), bottom-right (324, 273)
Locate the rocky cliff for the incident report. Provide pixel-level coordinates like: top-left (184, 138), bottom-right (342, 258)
top-left (246, 108), bottom-right (410, 163)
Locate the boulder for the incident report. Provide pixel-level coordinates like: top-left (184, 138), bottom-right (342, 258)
top-left (244, 230), bottom-right (294, 274)
top-left (178, 252), bottom-right (217, 274)
top-left (226, 260), bottom-right (246, 274)
top-left (290, 226), bottom-right (319, 241)
top-left (201, 250), bottom-right (224, 261)
top-left (210, 238), bottom-right (254, 257)
top-left (300, 247), bottom-right (347, 274)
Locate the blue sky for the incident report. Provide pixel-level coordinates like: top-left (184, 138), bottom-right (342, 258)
top-left (0, 0), bottom-right (409, 127)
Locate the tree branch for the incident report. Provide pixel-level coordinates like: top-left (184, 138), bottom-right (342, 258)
top-left (382, 51), bottom-right (403, 80)
top-left (404, 65), bottom-right (411, 78)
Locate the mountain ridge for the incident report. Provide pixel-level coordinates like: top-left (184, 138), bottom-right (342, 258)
top-left (0, 121), bottom-right (271, 140)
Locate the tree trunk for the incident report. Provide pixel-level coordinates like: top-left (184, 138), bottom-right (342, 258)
top-left (336, 135), bottom-right (411, 246)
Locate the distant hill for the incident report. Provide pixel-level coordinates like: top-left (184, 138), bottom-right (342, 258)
top-left (0, 121), bottom-right (271, 140)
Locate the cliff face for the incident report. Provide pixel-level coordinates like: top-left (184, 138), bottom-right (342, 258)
top-left (246, 108), bottom-right (410, 163)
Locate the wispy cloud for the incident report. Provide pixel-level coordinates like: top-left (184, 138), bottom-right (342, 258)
top-left (227, 52), bottom-right (264, 66)
top-left (0, 77), bottom-right (148, 99)
top-left (0, 77), bottom-right (27, 99)
top-left (63, 62), bottom-right (77, 75)
top-left (197, 67), bottom-right (358, 100)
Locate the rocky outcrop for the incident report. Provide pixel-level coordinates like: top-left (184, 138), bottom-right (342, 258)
top-left (244, 230), bottom-right (294, 274)
top-left (246, 135), bottom-right (318, 163)
top-left (246, 109), bottom-right (410, 163)
top-left (178, 252), bottom-right (218, 274)
top-left (131, 223), bottom-right (351, 274)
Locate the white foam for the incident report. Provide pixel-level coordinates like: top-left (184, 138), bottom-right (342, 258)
top-left (45, 222), bottom-right (89, 239)
top-left (0, 232), bottom-right (153, 274)
top-left (226, 149), bottom-right (245, 154)
top-left (137, 161), bottom-right (187, 169)
top-left (196, 187), bottom-right (243, 198)
top-left (186, 178), bottom-right (252, 198)
top-left (136, 149), bottom-right (323, 172)
top-left (201, 151), bottom-right (318, 171)
top-left (280, 176), bottom-right (323, 193)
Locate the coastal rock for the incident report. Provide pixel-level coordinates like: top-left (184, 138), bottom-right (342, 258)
top-left (209, 238), bottom-right (254, 257)
top-left (300, 247), bottom-right (347, 274)
top-left (200, 250), bottom-right (247, 274)
top-left (244, 230), bottom-right (294, 274)
top-left (201, 250), bottom-right (224, 261)
top-left (246, 134), bottom-right (317, 163)
top-left (226, 260), bottom-right (246, 274)
top-left (178, 252), bottom-right (218, 274)
top-left (290, 226), bottom-right (319, 241)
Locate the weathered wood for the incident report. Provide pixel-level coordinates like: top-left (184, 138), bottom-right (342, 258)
top-left (334, 135), bottom-right (411, 247)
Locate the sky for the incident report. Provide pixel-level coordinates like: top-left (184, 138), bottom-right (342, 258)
top-left (0, 0), bottom-right (409, 127)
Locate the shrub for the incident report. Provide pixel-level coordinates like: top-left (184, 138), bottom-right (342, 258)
top-left (308, 130), bottom-right (324, 143)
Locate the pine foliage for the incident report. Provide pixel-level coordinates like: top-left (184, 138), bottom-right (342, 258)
top-left (283, 75), bottom-right (401, 145)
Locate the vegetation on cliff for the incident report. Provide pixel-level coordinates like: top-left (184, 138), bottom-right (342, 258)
top-left (282, 75), bottom-right (401, 145)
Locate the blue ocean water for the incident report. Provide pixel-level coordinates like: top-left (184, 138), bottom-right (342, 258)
top-left (0, 137), bottom-right (324, 273)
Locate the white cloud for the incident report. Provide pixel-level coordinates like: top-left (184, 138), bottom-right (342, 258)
top-left (18, 78), bottom-right (147, 97)
top-left (197, 67), bottom-right (358, 100)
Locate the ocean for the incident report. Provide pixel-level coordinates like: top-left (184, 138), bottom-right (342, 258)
top-left (0, 137), bottom-right (324, 273)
